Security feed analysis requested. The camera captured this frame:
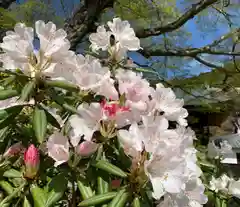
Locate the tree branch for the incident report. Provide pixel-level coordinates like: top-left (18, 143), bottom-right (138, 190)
top-left (140, 28), bottom-right (240, 58)
top-left (64, 0), bottom-right (115, 50)
top-left (135, 0), bottom-right (218, 38)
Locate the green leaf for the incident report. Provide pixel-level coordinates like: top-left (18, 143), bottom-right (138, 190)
top-left (62, 103), bottom-right (79, 114)
top-left (0, 126), bottom-right (10, 142)
top-left (0, 106), bottom-right (23, 129)
top-left (198, 160), bottom-right (215, 169)
top-left (33, 106), bottom-right (47, 143)
top-left (30, 185), bottom-right (47, 207)
top-left (93, 160), bottom-right (127, 178)
top-left (45, 173), bottom-right (68, 207)
top-left (20, 81), bottom-right (35, 101)
top-left (0, 182), bottom-right (26, 206)
top-left (43, 108), bottom-right (61, 129)
top-left (0, 89), bottom-right (18, 100)
top-left (0, 105), bottom-right (23, 120)
top-left (3, 169), bottom-right (22, 178)
top-left (23, 196), bottom-right (31, 207)
top-left (78, 192), bottom-right (117, 207)
top-left (2, 76), bottom-right (16, 87)
top-left (45, 80), bottom-right (79, 92)
top-left (132, 197), bottom-right (140, 207)
top-left (97, 175), bottom-right (109, 195)
top-left (0, 181), bottom-right (14, 195)
top-left (77, 180), bottom-right (94, 200)
top-left (221, 199), bottom-right (228, 207)
top-left (107, 189), bottom-right (129, 207)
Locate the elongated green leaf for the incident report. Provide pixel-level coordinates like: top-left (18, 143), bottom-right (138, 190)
top-left (33, 107), bottom-right (47, 143)
top-left (0, 89), bottom-right (18, 100)
top-left (215, 196), bottom-right (221, 207)
top-left (0, 109), bottom-right (8, 120)
top-left (45, 191), bottom-right (63, 207)
top-left (43, 108), bottom-right (61, 129)
top-left (0, 106), bottom-right (23, 129)
top-left (107, 189), bottom-right (129, 207)
top-left (94, 160), bottom-right (127, 178)
top-left (97, 175), bottom-right (109, 195)
top-left (45, 80), bottom-right (79, 92)
top-left (20, 81), bottom-right (35, 101)
top-left (77, 180), bottom-right (94, 200)
top-left (0, 181), bottom-right (14, 195)
top-left (3, 168), bottom-right (22, 178)
top-left (2, 76), bottom-right (16, 86)
top-left (23, 196), bottom-right (31, 207)
top-left (78, 192), bottom-right (117, 206)
top-left (115, 192), bottom-right (129, 207)
top-left (0, 105), bottom-right (23, 120)
top-left (0, 126), bottom-right (9, 142)
top-left (62, 103), bottom-right (78, 114)
top-left (46, 173), bottom-right (68, 207)
top-left (0, 182), bottom-right (26, 206)
top-left (132, 197), bottom-right (140, 207)
top-left (30, 185), bottom-right (47, 207)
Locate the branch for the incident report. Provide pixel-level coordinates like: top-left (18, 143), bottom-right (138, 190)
top-left (194, 56), bottom-right (225, 69)
top-left (135, 0), bottom-right (218, 38)
top-left (140, 28), bottom-right (240, 58)
top-left (64, 0), bottom-right (115, 50)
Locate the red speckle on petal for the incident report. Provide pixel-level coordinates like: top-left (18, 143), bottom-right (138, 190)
top-left (100, 99), bottom-right (130, 117)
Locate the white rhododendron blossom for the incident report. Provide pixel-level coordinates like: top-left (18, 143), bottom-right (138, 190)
top-left (89, 18), bottom-right (141, 60)
top-left (0, 18), bottom-right (207, 206)
top-left (46, 132), bottom-right (70, 167)
top-left (209, 174), bottom-right (240, 199)
top-left (0, 21), bottom-right (75, 80)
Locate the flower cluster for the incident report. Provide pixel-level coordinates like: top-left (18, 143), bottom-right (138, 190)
top-left (210, 174), bottom-right (240, 199)
top-left (0, 18), bottom-right (207, 206)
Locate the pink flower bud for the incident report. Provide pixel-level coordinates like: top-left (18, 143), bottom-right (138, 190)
top-left (77, 141), bottom-right (98, 157)
top-left (24, 144), bottom-right (39, 179)
top-left (3, 142), bottom-right (25, 158)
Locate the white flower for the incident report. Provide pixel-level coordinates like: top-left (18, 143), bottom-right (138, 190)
top-left (229, 179), bottom-right (240, 199)
top-left (207, 139), bottom-right (237, 164)
top-left (107, 18), bottom-right (140, 51)
top-left (89, 25), bottom-right (111, 52)
top-left (116, 69), bottom-right (151, 111)
top-left (89, 18), bottom-right (140, 60)
top-left (158, 178), bottom-right (207, 207)
top-left (46, 132), bottom-right (70, 167)
top-left (72, 55), bottom-right (118, 99)
top-left (77, 141), bottom-right (99, 157)
top-left (0, 21), bottom-right (73, 80)
top-left (209, 174), bottom-right (232, 193)
top-left (69, 100), bottom-right (136, 142)
top-left (117, 122), bottom-right (144, 157)
top-left (69, 103), bottom-right (102, 142)
top-left (144, 146), bottom-right (186, 198)
top-left (150, 83), bottom-right (188, 126)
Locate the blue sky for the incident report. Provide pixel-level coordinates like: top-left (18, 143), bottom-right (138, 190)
top-left (15, 0), bottom-right (235, 77)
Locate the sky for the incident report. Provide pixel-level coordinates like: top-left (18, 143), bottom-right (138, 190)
top-left (14, 0), bottom-right (238, 77)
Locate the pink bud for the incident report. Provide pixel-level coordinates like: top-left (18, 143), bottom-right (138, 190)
top-left (24, 144), bottom-right (39, 179)
top-left (3, 142), bottom-right (25, 158)
top-left (77, 141), bottom-right (98, 157)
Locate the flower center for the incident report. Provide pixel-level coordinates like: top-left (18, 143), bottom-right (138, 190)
top-left (100, 99), bottom-right (130, 118)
